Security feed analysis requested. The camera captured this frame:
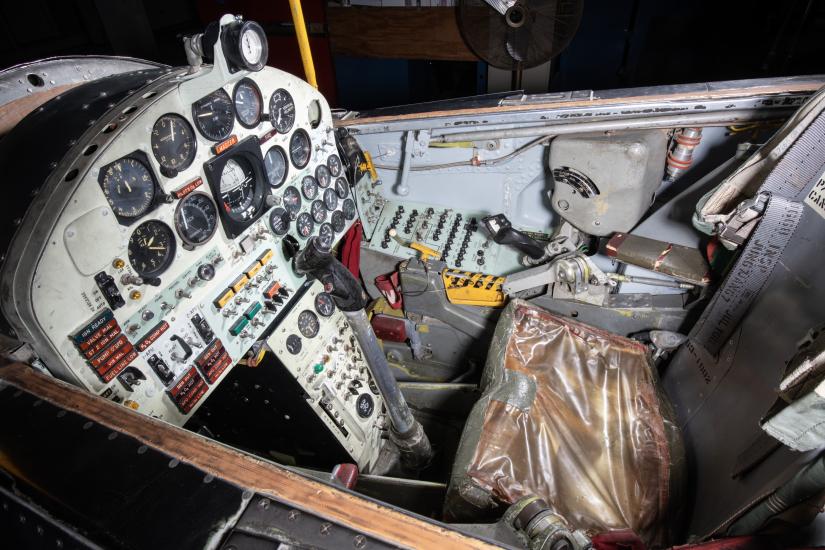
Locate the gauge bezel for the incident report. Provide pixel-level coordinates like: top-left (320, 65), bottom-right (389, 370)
top-left (150, 113), bottom-right (197, 176)
top-left (282, 186), bottom-right (302, 216)
top-left (335, 176), bottom-right (349, 199)
top-left (97, 150), bottom-right (163, 226)
top-left (269, 207), bottom-right (290, 236)
top-left (127, 219), bottom-right (177, 278)
top-left (311, 200), bottom-right (327, 223)
top-left (323, 187), bottom-right (339, 211)
top-left (173, 192), bottom-right (219, 248)
top-left (192, 88), bottom-right (235, 142)
top-left (223, 20), bottom-right (269, 72)
top-left (263, 145), bottom-right (288, 188)
top-left (331, 210), bottom-right (346, 233)
top-left (232, 78), bottom-right (263, 129)
top-left (297, 310), bottom-right (320, 338)
top-left (314, 292), bottom-right (336, 317)
top-left (342, 198), bottom-right (357, 220)
top-left (301, 175), bottom-right (319, 200)
top-left (327, 154), bottom-right (343, 177)
top-left (269, 88), bottom-right (296, 134)
top-left (289, 129), bottom-right (312, 169)
top-left (202, 135), bottom-right (270, 239)
top-left (295, 212), bottom-right (315, 239)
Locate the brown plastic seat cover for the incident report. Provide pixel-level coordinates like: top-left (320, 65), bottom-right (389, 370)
top-left (445, 300), bottom-right (682, 547)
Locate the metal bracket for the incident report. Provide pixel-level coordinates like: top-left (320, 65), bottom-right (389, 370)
top-left (716, 193), bottom-right (769, 249)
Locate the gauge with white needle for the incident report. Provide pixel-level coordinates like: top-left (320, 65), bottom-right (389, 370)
top-left (151, 114), bottom-right (196, 173)
top-left (174, 192), bottom-right (218, 247)
top-left (128, 220), bottom-right (176, 278)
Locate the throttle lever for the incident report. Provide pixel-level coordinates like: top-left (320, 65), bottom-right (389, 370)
top-left (482, 214), bottom-right (545, 260)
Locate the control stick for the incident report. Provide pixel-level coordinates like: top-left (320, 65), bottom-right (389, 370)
top-left (482, 213), bottom-right (546, 261)
top-left (294, 237), bottom-right (433, 470)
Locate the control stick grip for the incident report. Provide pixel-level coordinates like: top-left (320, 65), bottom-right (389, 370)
top-left (293, 237), bottom-right (367, 311)
top-left (482, 214), bottom-right (545, 260)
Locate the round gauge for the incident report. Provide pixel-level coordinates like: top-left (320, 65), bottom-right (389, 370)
top-left (269, 89), bottom-right (296, 134)
top-left (263, 145), bottom-right (288, 188)
top-left (297, 310), bottom-right (320, 338)
top-left (314, 292), bottom-right (335, 317)
top-left (174, 192), bottom-right (218, 246)
top-left (150, 114), bottom-right (196, 174)
top-left (296, 212), bottom-right (314, 239)
top-left (238, 22), bottom-right (267, 70)
top-left (342, 198), bottom-right (357, 221)
top-left (219, 157), bottom-right (258, 221)
top-left (100, 157), bottom-right (156, 218)
top-left (318, 222), bottom-right (334, 249)
top-left (289, 129), bottom-right (311, 169)
top-left (193, 88), bottom-right (234, 141)
top-left (315, 164), bottom-right (331, 188)
top-left (282, 186), bottom-right (302, 215)
top-left (323, 187), bottom-right (338, 211)
top-left (331, 210), bottom-right (346, 233)
top-left (311, 200), bottom-right (327, 223)
top-left (127, 220), bottom-right (176, 278)
top-left (308, 99), bottom-right (322, 129)
top-left (233, 78), bottom-right (263, 128)
top-left (301, 175), bottom-right (319, 200)
top-left (269, 207), bottom-right (290, 235)
top-left (327, 154), bottom-right (343, 177)
top-left (335, 177), bottom-right (348, 199)
top-left (285, 334), bottom-right (302, 355)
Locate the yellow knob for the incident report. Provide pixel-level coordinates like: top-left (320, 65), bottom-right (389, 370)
top-left (130, 290), bottom-right (142, 301)
top-left (112, 258), bottom-right (125, 269)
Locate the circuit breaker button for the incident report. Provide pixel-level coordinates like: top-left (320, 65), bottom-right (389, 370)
top-left (230, 274), bottom-right (249, 293)
top-left (213, 289), bottom-right (235, 309)
top-left (257, 249), bottom-right (273, 265)
top-left (245, 261), bottom-right (262, 279)
top-left (229, 317), bottom-right (249, 337)
top-left (244, 302), bottom-right (262, 320)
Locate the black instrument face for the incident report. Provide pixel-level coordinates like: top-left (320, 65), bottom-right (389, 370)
top-left (323, 187), bottom-right (338, 211)
top-left (296, 212), bottom-right (314, 239)
top-left (269, 207), bottom-right (290, 235)
top-left (289, 129), bottom-right (311, 169)
top-left (282, 186), bottom-right (302, 214)
top-left (342, 198), bottom-right (356, 220)
top-left (334, 176), bottom-right (348, 199)
top-left (327, 154), bottom-right (342, 177)
top-left (219, 157), bottom-right (258, 221)
top-left (318, 222), bottom-right (334, 249)
top-left (315, 164), bottom-right (331, 188)
top-left (297, 310), bottom-right (320, 338)
top-left (128, 220), bottom-right (176, 278)
top-left (314, 292), bottom-right (335, 317)
top-left (301, 175), bottom-right (318, 200)
top-left (263, 145), bottom-right (288, 188)
top-left (150, 114), bottom-right (196, 173)
top-left (233, 78), bottom-right (263, 128)
top-left (174, 192), bottom-right (218, 246)
top-left (101, 157), bottom-right (156, 219)
top-left (193, 88), bottom-right (234, 141)
top-left (310, 200), bottom-right (327, 223)
top-left (269, 88), bottom-right (296, 134)
top-left (286, 334), bottom-right (302, 354)
top-left (331, 210), bottom-right (346, 233)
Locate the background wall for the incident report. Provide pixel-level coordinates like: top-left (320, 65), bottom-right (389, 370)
top-left (0, 0), bottom-right (823, 110)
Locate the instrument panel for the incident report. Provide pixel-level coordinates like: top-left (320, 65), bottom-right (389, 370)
top-left (17, 63), bottom-right (358, 426)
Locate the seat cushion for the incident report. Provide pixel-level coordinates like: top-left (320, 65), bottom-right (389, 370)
top-left (445, 300), bottom-right (683, 546)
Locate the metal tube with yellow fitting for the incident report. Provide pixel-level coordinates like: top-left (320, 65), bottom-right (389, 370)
top-left (288, 0), bottom-right (318, 89)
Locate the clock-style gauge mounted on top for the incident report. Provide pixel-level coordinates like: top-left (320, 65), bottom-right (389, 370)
top-left (222, 19), bottom-right (268, 73)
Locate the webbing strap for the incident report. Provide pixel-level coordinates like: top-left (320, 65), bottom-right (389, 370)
top-left (687, 105), bottom-right (825, 354)
top-left (692, 195), bottom-right (804, 355)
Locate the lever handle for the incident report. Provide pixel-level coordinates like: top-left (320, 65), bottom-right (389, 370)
top-left (482, 214), bottom-right (545, 260)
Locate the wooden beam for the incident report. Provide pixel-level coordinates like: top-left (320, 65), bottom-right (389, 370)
top-left (327, 7), bottom-right (477, 62)
top-left (0, 364), bottom-right (495, 549)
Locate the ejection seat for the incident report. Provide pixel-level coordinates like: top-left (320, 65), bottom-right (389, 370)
top-left (444, 300), bottom-right (684, 547)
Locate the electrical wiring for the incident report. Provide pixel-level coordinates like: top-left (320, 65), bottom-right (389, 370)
top-left (372, 135), bottom-right (553, 172)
